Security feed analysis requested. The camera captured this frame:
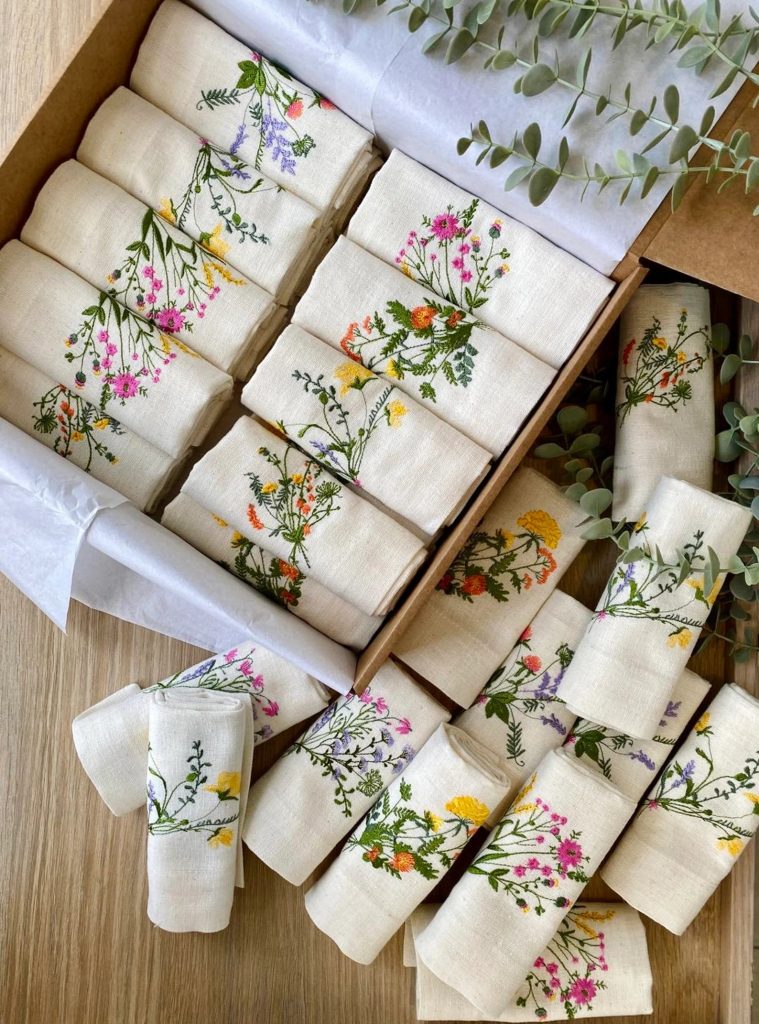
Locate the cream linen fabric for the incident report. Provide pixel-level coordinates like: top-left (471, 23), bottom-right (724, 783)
top-left (394, 467), bottom-right (586, 705)
top-left (21, 161), bottom-right (282, 379)
top-left (405, 902), bottom-right (653, 1021)
top-left (0, 241), bottom-right (232, 458)
top-left (292, 237), bottom-right (555, 456)
top-left (454, 590), bottom-right (592, 817)
top-left (0, 346), bottom-right (176, 512)
top-left (242, 660), bottom-right (450, 886)
top-left (242, 324), bottom-right (491, 536)
top-left (601, 684), bottom-right (759, 934)
top-left (146, 689), bottom-right (254, 932)
top-left (415, 748), bottom-right (635, 1019)
top-left (304, 724), bottom-right (512, 964)
top-left (162, 493), bottom-right (382, 649)
top-left (130, 1), bottom-right (375, 215)
top-left (347, 149), bottom-right (614, 369)
top-left (560, 477), bottom-right (751, 739)
top-left (181, 416), bottom-right (427, 617)
top-left (78, 87), bottom-right (324, 304)
top-left (612, 284), bottom-right (714, 522)
top-left (566, 668), bottom-right (710, 801)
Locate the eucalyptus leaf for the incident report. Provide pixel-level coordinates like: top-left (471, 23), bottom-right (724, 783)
top-left (556, 405), bottom-right (588, 434)
top-left (720, 353), bottom-right (743, 384)
top-left (528, 167), bottom-right (560, 205)
top-left (581, 518), bottom-right (615, 540)
top-left (533, 442), bottom-right (567, 458)
top-left (579, 488), bottom-right (613, 516)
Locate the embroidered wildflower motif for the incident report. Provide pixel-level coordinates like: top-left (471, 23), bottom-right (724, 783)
top-left (147, 740), bottom-right (239, 845)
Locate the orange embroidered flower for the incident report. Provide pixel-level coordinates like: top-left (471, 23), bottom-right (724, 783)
top-left (247, 504), bottom-right (264, 530)
top-left (364, 845), bottom-right (381, 863)
top-left (340, 322), bottom-right (362, 362)
top-left (461, 574), bottom-right (488, 596)
top-left (523, 575), bottom-right (533, 590)
top-left (410, 305), bottom-right (437, 330)
top-left (390, 851), bottom-right (415, 872)
top-left (622, 338), bottom-right (636, 365)
top-left (644, 394), bottom-right (654, 402)
top-left (279, 589), bottom-right (297, 605)
top-left (660, 371), bottom-right (670, 387)
top-left (446, 310), bottom-right (464, 328)
top-left (278, 560), bottom-right (299, 580)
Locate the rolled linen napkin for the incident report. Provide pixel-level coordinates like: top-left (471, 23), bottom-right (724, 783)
top-left (241, 324), bottom-right (491, 536)
top-left (72, 641), bottom-right (328, 816)
top-left (162, 493), bottom-right (382, 649)
top-left (454, 590), bottom-right (592, 813)
top-left (0, 241), bottom-right (233, 458)
top-left (346, 149), bottom-right (614, 370)
top-left (181, 416), bottom-right (427, 617)
top-left (394, 467), bottom-right (586, 705)
top-left (0, 346), bottom-right (176, 512)
top-left (566, 668), bottom-right (710, 801)
top-left (613, 283), bottom-right (715, 522)
top-left (146, 688), bottom-right (253, 931)
top-left (131, 1), bottom-right (375, 215)
top-left (560, 476), bottom-right (751, 739)
top-left (78, 87), bottom-right (324, 305)
top-left (414, 748), bottom-right (635, 1019)
top-left (304, 724), bottom-right (512, 964)
top-left (242, 660), bottom-right (450, 885)
top-left (292, 237), bottom-right (555, 456)
top-left (405, 902), bottom-right (653, 1021)
top-left (601, 683), bottom-right (759, 934)
top-left (21, 161), bottom-right (283, 379)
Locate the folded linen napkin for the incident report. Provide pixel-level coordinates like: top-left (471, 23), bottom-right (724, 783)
top-left (0, 241), bottom-right (233, 458)
top-left (566, 668), bottom-right (710, 801)
top-left (601, 683), bottom-right (759, 934)
top-left (414, 748), bottom-right (635, 1019)
top-left (394, 467), bottom-right (586, 705)
top-left (146, 688), bottom-right (254, 931)
top-left (0, 346), bottom-right (176, 511)
top-left (612, 283), bottom-right (715, 522)
top-left (560, 476), bottom-right (751, 739)
top-left (242, 660), bottom-right (450, 885)
top-left (72, 640), bottom-right (327, 816)
top-left (346, 149), bottom-right (614, 369)
top-left (78, 87), bottom-right (324, 305)
top-left (21, 160), bottom-right (283, 378)
top-left (162, 493), bottom-right (382, 649)
top-left (405, 901), bottom-right (653, 1021)
top-left (181, 416), bottom-right (427, 617)
top-left (304, 724), bottom-right (512, 964)
top-left (292, 237), bottom-right (555, 456)
top-left (241, 324), bottom-right (491, 536)
top-left (130, 1), bottom-right (375, 215)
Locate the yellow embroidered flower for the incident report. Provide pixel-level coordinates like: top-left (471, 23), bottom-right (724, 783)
top-left (695, 712), bottom-right (711, 734)
top-left (667, 628), bottom-right (693, 649)
top-left (205, 223), bottom-right (231, 259)
top-left (499, 263), bottom-right (510, 274)
top-left (208, 827), bottom-right (235, 848)
top-left (231, 531), bottom-right (244, 543)
top-left (386, 359), bottom-right (401, 379)
top-left (334, 360), bottom-right (374, 395)
top-left (445, 795), bottom-right (490, 826)
top-left (212, 514), bottom-right (229, 528)
top-left (425, 812), bottom-right (444, 833)
top-left (158, 196), bottom-right (176, 224)
top-left (686, 577), bottom-right (721, 605)
top-left (717, 837), bottom-right (744, 858)
top-left (498, 528), bottom-right (515, 548)
top-left (93, 418), bottom-right (110, 430)
top-left (634, 513), bottom-right (647, 533)
top-left (746, 793), bottom-right (759, 805)
top-left (291, 473), bottom-right (304, 485)
top-left (516, 509), bottom-right (562, 549)
top-left (677, 350), bottom-right (687, 363)
top-left (70, 431), bottom-right (85, 442)
top-left (521, 905), bottom-right (530, 914)
top-left (399, 261), bottom-right (415, 279)
top-left (261, 482), bottom-right (278, 494)
top-left (652, 337), bottom-right (667, 350)
top-left (513, 774), bottom-right (536, 807)
top-left (386, 400), bottom-right (408, 428)
top-left (512, 802), bottom-right (537, 815)
top-left (205, 771), bottom-right (241, 799)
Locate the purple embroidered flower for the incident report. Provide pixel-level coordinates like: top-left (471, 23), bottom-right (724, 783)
top-left (372, 746), bottom-right (384, 763)
top-left (380, 727), bottom-right (394, 747)
top-left (176, 658), bottom-right (216, 683)
top-left (540, 713), bottom-right (568, 735)
top-left (659, 700), bottom-right (681, 728)
top-left (613, 562), bottom-right (636, 598)
top-left (220, 156), bottom-right (251, 180)
top-left (310, 439), bottom-right (342, 468)
top-left (629, 749), bottom-right (657, 771)
top-left (257, 724), bottom-right (273, 740)
top-left (262, 104), bottom-right (296, 174)
top-left (229, 122), bottom-right (248, 157)
top-left (673, 759), bottom-right (697, 787)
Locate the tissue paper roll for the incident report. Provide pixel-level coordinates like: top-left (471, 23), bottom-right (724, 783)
top-left (292, 237), bottom-right (555, 456)
top-left (242, 324), bottom-right (491, 535)
top-left (162, 493), bottom-right (382, 649)
top-left (242, 660), bottom-right (450, 885)
top-left (560, 476), bottom-right (751, 739)
top-left (347, 149), bottom-right (614, 370)
top-left (454, 589), bottom-right (592, 809)
top-left (304, 724), bottom-right (511, 964)
top-left (0, 241), bottom-right (232, 458)
top-left (131, 1), bottom-right (375, 215)
top-left (146, 689), bottom-right (253, 932)
top-left (181, 416), bottom-right (427, 617)
top-left (613, 283), bottom-right (715, 522)
top-left (0, 346), bottom-right (176, 512)
top-left (405, 901), bottom-right (653, 1021)
top-left (414, 748), bottom-right (635, 1018)
top-left (601, 684), bottom-right (759, 934)
top-left (78, 87), bottom-right (324, 304)
top-left (21, 161), bottom-right (282, 379)
top-left (566, 668), bottom-right (710, 801)
top-left (394, 467), bottom-right (585, 705)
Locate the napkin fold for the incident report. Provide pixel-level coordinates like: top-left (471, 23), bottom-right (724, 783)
top-left (242, 324), bottom-right (491, 536)
top-left (612, 284), bottom-right (715, 522)
top-left (0, 241), bottom-right (233, 458)
top-left (601, 684), bottom-right (759, 934)
top-left (304, 724), bottom-right (512, 964)
top-left (394, 467), bottom-right (586, 705)
top-left (292, 237), bottom-right (555, 456)
top-left (560, 476), bottom-right (751, 739)
top-left (242, 660), bottom-right (450, 885)
top-left (347, 149), bottom-right (614, 369)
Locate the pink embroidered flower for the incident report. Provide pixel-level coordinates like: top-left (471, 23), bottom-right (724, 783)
top-left (373, 696), bottom-right (388, 713)
top-left (556, 838), bottom-right (583, 873)
top-left (225, 649), bottom-right (238, 662)
top-left (262, 700), bottom-right (279, 717)
top-left (460, 270), bottom-right (473, 283)
top-left (156, 307), bottom-right (185, 332)
top-left (568, 978), bottom-right (597, 1005)
top-left (395, 718), bottom-right (412, 734)
top-left (430, 213), bottom-right (461, 240)
top-left (359, 689), bottom-right (373, 704)
top-left (546, 963), bottom-right (558, 975)
top-left (112, 372), bottom-right (139, 398)
top-left (527, 857), bottom-right (540, 869)
top-left (251, 675), bottom-right (264, 691)
top-left (142, 265), bottom-right (155, 279)
top-left (522, 654), bottom-right (542, 673)
top-left (513, 865), bottom-right (526, 878)
top-left (239, 659), bottom-right (253, 676)
top-left (98, 330), bottom-right (109, 343)
top-left (106, 343), bottom-right (118, 355)
top-left (519, 626), bottom-right (533, 643)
